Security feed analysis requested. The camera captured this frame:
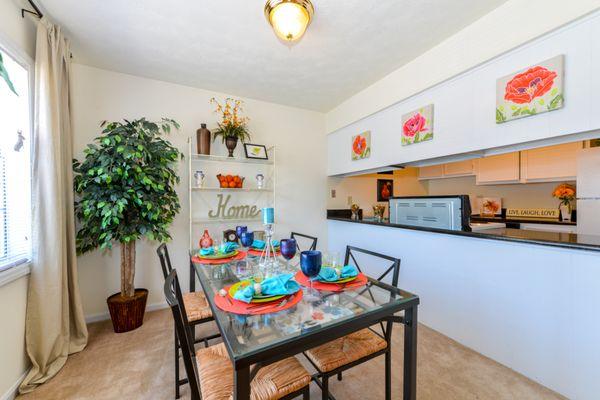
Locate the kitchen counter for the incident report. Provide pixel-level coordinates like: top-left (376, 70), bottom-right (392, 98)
top-left (327, 217), bottom-right (600, 252)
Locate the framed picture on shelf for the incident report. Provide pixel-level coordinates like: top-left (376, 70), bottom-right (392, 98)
top-left (244, 143), bottom-right (269, 160)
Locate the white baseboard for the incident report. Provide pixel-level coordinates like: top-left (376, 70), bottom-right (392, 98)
top-left (1, 369), bottom-right (30, 400)
top-left (84, 301), bottom-right (168, 324)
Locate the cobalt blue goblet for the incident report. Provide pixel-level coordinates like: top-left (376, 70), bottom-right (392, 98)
top-left (280, 238), bottom-right (297, 271)
top-left (236, 225), bottom-right (248, 241)
top-left (240, 231), bottom-right (254, 250)
top-left (300, 250), bottom-right (322, 299)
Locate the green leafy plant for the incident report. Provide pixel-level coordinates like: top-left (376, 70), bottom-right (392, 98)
top-left (73, 118), bottom-right (183, 298)
top-left (0, 52), bottom-right (18, 95)
top-left (210, 97), bottom-right (251, 143)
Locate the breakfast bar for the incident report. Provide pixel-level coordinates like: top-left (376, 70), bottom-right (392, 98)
top-left (327, 217), bottom-right (600, 399)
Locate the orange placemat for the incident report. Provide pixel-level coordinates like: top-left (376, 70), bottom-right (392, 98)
top-left (214, 288), bottom-right (303, 315)
top-left (294, 271), bottom-right (368, 292)
top-left (247, 248), bottom-right (281, 257)
top-left (192, 251), bottom-right (247, 265)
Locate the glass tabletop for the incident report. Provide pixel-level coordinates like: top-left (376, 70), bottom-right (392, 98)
top-left (192, 251), bottom-right (418, 361)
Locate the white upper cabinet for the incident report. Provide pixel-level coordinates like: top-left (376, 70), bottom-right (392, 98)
top-left (418, 164), bottom-right (444, 180)
top-left (520, 142), bottom-right (582, 183)
top-left (475, 152), bottom-right (520, 185)
top-left (443, 160), bottom-right (474, 177)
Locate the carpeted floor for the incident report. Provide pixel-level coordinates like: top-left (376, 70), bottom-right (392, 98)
top-left (18, 309), bottom-right (565, 400)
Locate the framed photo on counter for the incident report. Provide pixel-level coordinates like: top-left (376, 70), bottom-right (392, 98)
top-left (244, 143), bottom-right (269, 160)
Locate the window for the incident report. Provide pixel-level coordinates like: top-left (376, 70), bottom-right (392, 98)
top-left (0, 45), bottom-right (32, 272)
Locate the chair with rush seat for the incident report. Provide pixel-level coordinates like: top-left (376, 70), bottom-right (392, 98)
top-left (303, 245), bottom-right (402, 400)
top-left (156, 244), bottom-right (220, 399)
top-left (163, 268), bottom-right (311, 400)
top-left (290, 232), bottom-right (318, 252)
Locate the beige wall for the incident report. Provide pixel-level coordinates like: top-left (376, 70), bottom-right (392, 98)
top-left (0, 1), bottom-right (36, 398)
top-left (70, 64), bottom-right (327, 319)
top-left (327, 168), bottom-right (428, 216)
top-left (326, 0), bottom-right (600, 133)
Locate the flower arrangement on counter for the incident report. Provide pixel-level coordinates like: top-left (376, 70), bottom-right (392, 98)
top-left (553, 183), bottom-right (576, 209)
top-left (553, 183), bottom-right (576, 221)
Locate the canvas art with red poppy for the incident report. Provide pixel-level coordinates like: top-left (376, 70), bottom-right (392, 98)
top-left (496, 55), bottom-right (564, 124)
top-left (401, 104), bottom-right (433, 146)
top-left (351, 131), bottom-right (371, 160)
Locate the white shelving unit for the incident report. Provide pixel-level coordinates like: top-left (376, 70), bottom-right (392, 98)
top-left (188, 138), bottom-right (275, 249)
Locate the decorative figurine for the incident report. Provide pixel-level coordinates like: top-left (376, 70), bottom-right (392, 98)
top-left (199, 229), bottom-right (213, 248)
top-left (194, 170), bottom-right (205, 188)
top-left (256, 173), bottom-right (265, 189)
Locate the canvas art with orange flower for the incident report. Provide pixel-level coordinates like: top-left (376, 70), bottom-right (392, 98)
top-left (351, 131), bottom-right (371, 160)
top-left (496, 55), bottom-right (564, 124)
top-left (401, 104), bottom-right (433, 146)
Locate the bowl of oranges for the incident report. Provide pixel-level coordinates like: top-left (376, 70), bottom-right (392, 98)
top-left (217, 174), bottom-right (245, 188)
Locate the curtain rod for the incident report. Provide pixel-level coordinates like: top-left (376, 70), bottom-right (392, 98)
top-left (22, 0), bottom-right (43, 18)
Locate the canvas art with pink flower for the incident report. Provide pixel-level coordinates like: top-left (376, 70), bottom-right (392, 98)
top-left (401, 104), bottom-right (433, 146)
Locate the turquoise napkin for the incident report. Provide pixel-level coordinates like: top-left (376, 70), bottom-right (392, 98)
top-left (199, 247), bottom-right (215, 256)
top-left (233, 273), bottom-right (300, 303)
top-left (220, 242), bottom-right (239, 253)
top-left (316, 265), bottom-right (358, 282)
top-left (251, 239), bottom-right (280, 249)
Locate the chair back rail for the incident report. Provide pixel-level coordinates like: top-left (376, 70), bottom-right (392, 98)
top-left (164, 269), bottom-right (202, 399)
top-left (343, 245), bottom-right (401, 339)
top-left (156, 243), bottom-right (173, 279)
top-left (290, 232), bottom-right (318, 251)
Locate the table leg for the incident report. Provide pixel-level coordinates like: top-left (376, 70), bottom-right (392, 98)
top-left (234, 365), bottom-right (250, 400)
top-left (403, 305), bottom-right (418, 400)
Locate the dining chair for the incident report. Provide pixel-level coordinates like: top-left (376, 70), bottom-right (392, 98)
top-left (156, 244), bottom-right (220, 399)
top-left (290, 232), bottom-right (318, 251)
top-left (304, 245), bottom-right (401, 400)
top-left (163, 268), bottom-right (312, 400)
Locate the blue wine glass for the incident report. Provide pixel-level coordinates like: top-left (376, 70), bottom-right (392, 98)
top-left (300, 250), bottom-right (322, 299)
top-left (240, 231), bottom-right (254, 252)
top-left (236, 226), bottom-right (248, 241)
top-left (280, 238), bottom-right (297, 271)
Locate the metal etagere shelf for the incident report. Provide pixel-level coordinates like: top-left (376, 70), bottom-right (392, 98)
top-left (188, 137), bottom-right (275, 249)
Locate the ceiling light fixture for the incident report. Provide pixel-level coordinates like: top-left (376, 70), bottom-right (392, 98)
top-left (264, 0), bottom-right (314, 43)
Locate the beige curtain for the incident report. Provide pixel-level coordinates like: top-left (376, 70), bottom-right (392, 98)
top-left (19, 18), bottom-right (88, 394)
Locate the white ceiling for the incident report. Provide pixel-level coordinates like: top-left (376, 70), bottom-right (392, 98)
top-left (40, 0), bottom-right (508, 111)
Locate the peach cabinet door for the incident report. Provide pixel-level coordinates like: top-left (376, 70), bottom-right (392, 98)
top-left (443, 160), bottom-right (474, 177)
top-left (418, 164), bottom-right (444, 180)
top-left (520, 142), bottom-right (582, 182)
top-left (475, 152), bottom-right (520, 185)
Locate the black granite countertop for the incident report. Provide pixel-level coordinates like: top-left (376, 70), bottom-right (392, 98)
top-left (327, 217), bottom-right (600, 252)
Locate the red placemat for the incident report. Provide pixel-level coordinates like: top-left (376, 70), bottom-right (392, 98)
top-left (214, 288), bottom-right (303, 315)
top-left (294, 271), bottom-right (368, 292)
top-left (192, 251), bottom-right (247, 265)
top-left (247, 248), bottom-right (281, 257)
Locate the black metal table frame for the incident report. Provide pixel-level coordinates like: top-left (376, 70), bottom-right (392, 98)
top-left (193, 265), bottom-right (419, 400)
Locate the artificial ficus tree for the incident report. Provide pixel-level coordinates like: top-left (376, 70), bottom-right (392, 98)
top-left (73, 118), bottom-right (183, 298)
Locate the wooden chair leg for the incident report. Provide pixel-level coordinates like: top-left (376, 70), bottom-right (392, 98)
top-left (385, 350), bottom-right (391, 400)
top-left (337, 372), bottom-right (342, 381)
top-left (321, 375), bottom-right (329, 400)
top-left (174, 328), bottom-right (180, 399)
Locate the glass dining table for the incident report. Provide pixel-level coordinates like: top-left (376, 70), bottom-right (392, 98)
top-left (190, 252), bottom-right (420, 400)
